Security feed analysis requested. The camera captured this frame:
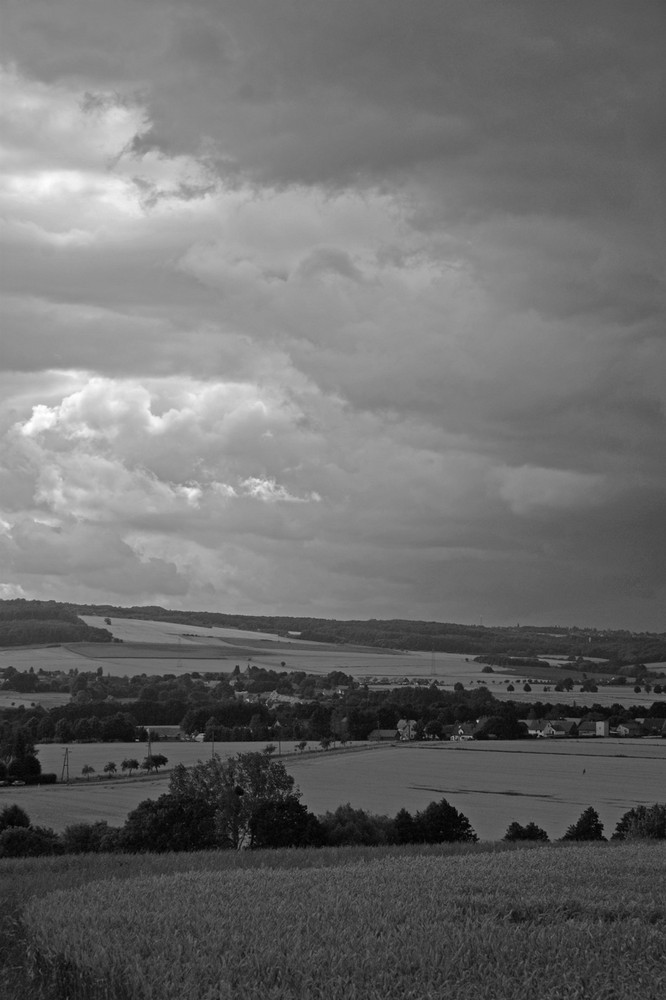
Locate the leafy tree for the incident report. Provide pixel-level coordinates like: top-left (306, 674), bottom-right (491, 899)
top-left (168, 751), bottom-right (301, 850)
top-left (318, 804), bottom-right (391, 847)
top-left (0, 803), bottom-right (30, 832)
top-left (561, 806), bottom-right (605, 841)
top-left (60, 821), bottom-right (121, 854)
top-left (250, 799), bottom-right (323, 849)
top-left (81, 764), bottom-right (95, 781)
top-left (504, 821), bottom-right (549, 842)
top-left (474, 716), bottom-right (527, 740)
top-left (612, 804), bottom-right (666, 841)
top-left (413, 798), bottom-right (478, 844)
top-left (423, 720), bottom-right (444, 740)
top-left (121, 758), bottom-right (140, 777)
top-left (295, 741), bottom-right (308, 753)
top-left (103, 761), bottom-right (117, 778)
top-left (121, 794), bottom-right (218, 852)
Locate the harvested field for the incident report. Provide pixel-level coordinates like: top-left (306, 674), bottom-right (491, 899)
top-left (2, 618), bottom-right (662, 706)
top-left (8, 738), bottom-right (666, 842)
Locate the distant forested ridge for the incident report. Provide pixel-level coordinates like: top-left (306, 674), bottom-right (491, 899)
top-left (0, 601), bottom-right (112, 647)
top-left (8, 600), bottom-right (661, 666)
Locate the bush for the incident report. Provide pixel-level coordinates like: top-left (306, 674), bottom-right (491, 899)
top-left (612, 804), bottom-right (666, 841)
top-left (319, 804), bottom-right (391, 847)
top-left (60, 821), bottom-right (122, 854)
top-left (0, 825), bottom-right (61, 858)
top-left (0, 803), bottom-right (30, 832)
top-left (561, 807), bottom-right (605, 842)
top-left (37, 773), bottom-right (58, 785)
top-left (503, 821), bottom-right (549, 842)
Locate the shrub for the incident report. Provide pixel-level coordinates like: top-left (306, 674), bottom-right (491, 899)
top-left (319, 804), bottom-right (391, 846)
top-left (0, 825), bottom-right (61, 858)
top-left (504, 821), bottom-right (549, 842)
top-left (60, 822), bottom-right (122, 854)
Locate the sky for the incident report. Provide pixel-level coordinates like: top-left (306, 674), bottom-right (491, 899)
top-left (0, 1), bottom-right (664, 631)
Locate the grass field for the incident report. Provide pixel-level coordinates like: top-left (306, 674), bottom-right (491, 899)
top-left (13, 843), bottom-right (666, 1000)
top-left (5, 738), bottom-right (665, 842)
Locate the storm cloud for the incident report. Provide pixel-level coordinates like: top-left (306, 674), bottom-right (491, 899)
top-left (0, 1), bottom-right (664, 627)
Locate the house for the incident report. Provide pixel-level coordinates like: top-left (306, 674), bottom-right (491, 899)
top-left (578, 720), bottom-right (609, 738)
top-left (616, 720), bottom-right (644, 738)
top-left (450, 723), bottom-right (477, 741)
top-left (368, 729), bottom-right (399, 741)
top-left (264, 691), bottom-right (303, 707)
top-left (145, 725), bottom-right (184, 741)
top-left (537, 720), bottom-right (578, 738)
top-left (396, 718), bottom-right (418, 741)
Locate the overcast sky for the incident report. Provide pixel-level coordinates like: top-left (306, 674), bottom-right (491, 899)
top-left (1, 1), bottom-right (664, 630)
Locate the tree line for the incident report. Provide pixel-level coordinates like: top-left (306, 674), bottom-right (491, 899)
top-left (3, 599), bottom-right (666, 664)
top-left (1, 750), bottom-right (665, 859)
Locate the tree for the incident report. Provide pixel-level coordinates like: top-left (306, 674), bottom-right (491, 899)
top-left (413, 798), bottom-right (478, 844)
top-left (103, 761), bottom-right (117, 779)
top-left (319, 804), bottom-right (391, 847)
top-left (612, 803), bottom-right (666, 841)
top-left (168, 751), bottom-right (302, 850)
top-left (121, 758), bottom-right (139, 777)
top-left (390, 807), bottom-right (418, 845)
top-left (504, 821), bottom-right (549, 842)
top-left (121, 794), bottom-right (218, 853)
top-left (0, 803), bottom-right (30, 832)
top-left (561, 806), bottom-right (605, 842)
top-left (81, 764), bottom-right (95, 781)
top-left (250, 799), bottom-right (323, 849)
top-left (140, 754), bottom-right (168, 774)
top-left (61, 821), bottom-right (120, 854)
top-left (295, 741), bottom-right (308, 753)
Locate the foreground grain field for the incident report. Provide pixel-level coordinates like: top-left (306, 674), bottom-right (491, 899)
top-left (8, 738), bottom-right (666, 841)
top-left (21, 844), bottom-right (666, 1000)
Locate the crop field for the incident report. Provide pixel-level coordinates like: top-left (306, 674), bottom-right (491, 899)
top-left (0, 691), bottom-right (70, 710)
top-left (7, 738), bottom-right (665, 842)
top-left (2, 617), bottom-right (663, 707)
top-left (20, 843), bottom-right (666, 1000)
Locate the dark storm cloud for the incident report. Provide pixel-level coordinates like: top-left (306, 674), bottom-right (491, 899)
top-left (0, 2), bottom-right (664, 627)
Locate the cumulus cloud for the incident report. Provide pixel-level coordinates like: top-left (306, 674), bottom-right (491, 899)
top-left (0, 2), bottom-right (664, 626)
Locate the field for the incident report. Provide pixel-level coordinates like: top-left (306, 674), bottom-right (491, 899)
top-left (1, 616), bottom-right (662, 710)
top-left (14, 843), bottom-right (666, 1000)
top-left (0, 691), bottom-right (70, 710)
top-left (6, 738), bottom-right (665, 842)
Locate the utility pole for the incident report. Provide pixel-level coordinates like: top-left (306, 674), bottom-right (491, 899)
top-left (61, 747), bottom-right (70, 784)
